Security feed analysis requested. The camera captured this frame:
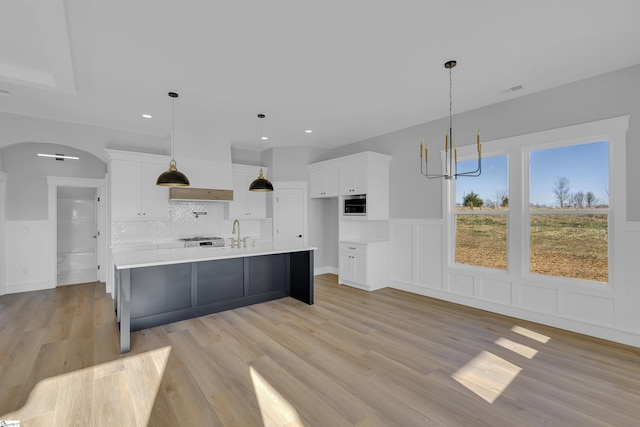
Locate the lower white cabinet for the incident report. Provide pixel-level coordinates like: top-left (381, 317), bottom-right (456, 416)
top-left (338, 241), bottom-right (388, 291)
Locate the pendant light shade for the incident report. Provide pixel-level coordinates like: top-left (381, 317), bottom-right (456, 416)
top-left (249, 113), bottom-right (273, 192)
top-left (249, 168), bottom-right (274, 192)
top-left (157, 92), bottom-right (190, 186)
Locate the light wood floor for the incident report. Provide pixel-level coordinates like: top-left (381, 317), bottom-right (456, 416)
top-left (1, 274), bottom-right (640, 426)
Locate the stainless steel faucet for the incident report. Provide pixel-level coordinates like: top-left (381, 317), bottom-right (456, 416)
top-left (231, 219), bottom-right (247, 248)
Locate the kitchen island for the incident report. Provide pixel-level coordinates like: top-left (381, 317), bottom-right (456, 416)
top-left (112, 243), bottom-right (315, 353)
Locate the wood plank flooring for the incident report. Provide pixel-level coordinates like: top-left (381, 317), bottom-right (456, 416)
top-left (1, 274), bottom-right (640, 426)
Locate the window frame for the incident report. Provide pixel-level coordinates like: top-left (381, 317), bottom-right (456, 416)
top-left (445, 116), bottom-right (628, 291)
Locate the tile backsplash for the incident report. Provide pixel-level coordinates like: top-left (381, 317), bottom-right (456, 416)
top-left (111, 202), bottom-right (271, 246)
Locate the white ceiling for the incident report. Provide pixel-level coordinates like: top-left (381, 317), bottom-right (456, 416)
top-left (1, 0), bottom-right (639, 152)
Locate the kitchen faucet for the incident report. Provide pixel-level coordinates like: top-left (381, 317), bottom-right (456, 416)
top-left (231, 219), bottom-right (247, 248)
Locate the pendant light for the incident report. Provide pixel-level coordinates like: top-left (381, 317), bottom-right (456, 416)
top-left (249, 113), bottom-right (274, 192)
top-left (156, 92), bottom-right (190, 186)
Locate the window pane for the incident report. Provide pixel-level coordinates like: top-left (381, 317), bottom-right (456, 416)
top-left (529, 141), bottom-right (608, 208)
top-left (456, 214), bottom-right (507, 270)
top-left (530, 214), bottom-right (608, 282)
top-left (456, 155), bottom-right (508, 208)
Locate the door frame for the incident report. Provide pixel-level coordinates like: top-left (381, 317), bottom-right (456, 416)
top-left (273, 181), bottom-right (308, 246)
top-left (0, 171), bottom-right (6, 295)
top-left (47, 176), bottom-right (107, 287)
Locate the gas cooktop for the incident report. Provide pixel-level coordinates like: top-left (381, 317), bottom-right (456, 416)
top-left (179, 236), bottom-right (225, 247)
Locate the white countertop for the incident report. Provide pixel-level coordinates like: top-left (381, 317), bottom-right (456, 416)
top-left (113, 242), bottom-right (317, 269)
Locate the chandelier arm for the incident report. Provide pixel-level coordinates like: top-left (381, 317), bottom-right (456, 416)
top-left (454, 153), bottom-right (482, 177)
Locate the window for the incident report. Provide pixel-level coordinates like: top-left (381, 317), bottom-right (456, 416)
top-left (528, 141), bottom-right (609, 282)
top-left (448, 116), bottom-right (626, 287)
top-left (455, 155), bottom-right (509, 270)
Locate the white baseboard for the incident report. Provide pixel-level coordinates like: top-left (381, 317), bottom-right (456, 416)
top-left (6, 280), bottom-right (53, 294)
top-left (314, 266), bottom-right (338, 276)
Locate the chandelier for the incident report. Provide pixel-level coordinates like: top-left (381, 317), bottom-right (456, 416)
top-left (419, 60), bottom-right (481, 180)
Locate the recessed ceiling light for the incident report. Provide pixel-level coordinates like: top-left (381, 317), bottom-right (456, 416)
top-left (0, 89), bottom-right (12, 98)
top-left (37, 153), bottom-right (79, 160)
top-left (142, 114), bottom-right (152, 119)
top-left (261, 136), bottom-right (268, 140)
top-left (305, 130), bottom-right (313, 134)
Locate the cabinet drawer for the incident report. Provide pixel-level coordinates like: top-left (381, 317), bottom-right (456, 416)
top-left (339, 243), bottom-right (367, 255)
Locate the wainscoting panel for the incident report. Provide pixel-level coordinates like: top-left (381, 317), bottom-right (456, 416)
top-left (448, 273), bottom-right (474, 297)
top-left (482, 278), bottom-right (512, 305)
top-left (519, 284), bottom-right (558, 315)
top-left (626, 224), bottom-right (640, 332)
top-left (5, 220), bottom-right (51, 293)
top-left (389, 221), bottom-right (414, 285)
top-left (567, 293), bottom-right (615, 326)
top-left (416, 223), bottom-right (443, 290)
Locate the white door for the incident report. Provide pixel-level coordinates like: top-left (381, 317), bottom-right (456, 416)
top-left (273, 182), bottom-right (307, 246)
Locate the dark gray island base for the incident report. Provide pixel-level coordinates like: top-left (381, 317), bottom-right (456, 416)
top-left (115, 250), bottom-right (314, 353)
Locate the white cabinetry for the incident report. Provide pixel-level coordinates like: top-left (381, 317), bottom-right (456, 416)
top-left (107, 151), bottom-right (170, 220)
top-left (226, 164), bottom-right (267, 219)
top-left (309, 166), bottom-right (339, 198)
top-left (338, 241), bottom-right (388, 291)
top-left (339, 161), bottom-right (367, 195)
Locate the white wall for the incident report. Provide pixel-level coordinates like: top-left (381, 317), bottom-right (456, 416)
top-left (2, 143), bottom-right (106, 220)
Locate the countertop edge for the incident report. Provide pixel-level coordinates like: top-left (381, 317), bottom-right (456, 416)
top-left (113, 245), bottom-right (317, 270)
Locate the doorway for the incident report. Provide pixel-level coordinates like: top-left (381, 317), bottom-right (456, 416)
top-left (273, 181), bottom-right (308, 246)
top-left (47, 177), bottom-right (106, 287)
top-left (57, 186), bottom-right (98, 285)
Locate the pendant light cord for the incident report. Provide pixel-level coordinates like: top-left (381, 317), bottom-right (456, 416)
top-left (449, 65), bottom-right (453, 134)
top-left (171, 96), bottom-right (176, 161)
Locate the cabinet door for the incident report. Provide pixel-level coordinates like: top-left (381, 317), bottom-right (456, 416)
top-left (310, 169), bottom-right (327, 198)
top-left (310, 167), bottom-right (339, 198)
top-left (246, 185), bottom-right (267, 218)
top-left (140, 162), bottom-right (170, 219)
top-left (340, 161), bottom-right (367, 195)
top-left (353, 253), bottom-right (366, 284)
top-left (228, 168), bottom-right (267, 218)
top-left (339, 252), bottom-right (353, 282)
top-left (227, 169), bottom-right (247, 218)
top-left (111, 160), bottom-right (141, 219)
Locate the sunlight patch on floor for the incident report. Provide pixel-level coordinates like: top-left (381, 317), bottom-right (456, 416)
top-left (250, 365), bottom-right (303, 427)
top-left (512, 325), bottom-right (550, 343)
top-left (3, 346), bottom-right (171, 426)
top-left (452, 351), bottom-right (522, 403)
top-left (494, 337), bottom-right (538, 359)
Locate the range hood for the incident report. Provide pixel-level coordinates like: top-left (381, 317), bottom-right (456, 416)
top-left (169, 187), bottom-right (233, 202)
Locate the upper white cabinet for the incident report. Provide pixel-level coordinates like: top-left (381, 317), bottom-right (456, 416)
top-left (339, 161), bottom-right (367, 195)
top-left (226, 164), bottom-right (268, 219)
top-left (107, 151), bottom-right (171, 220)
top-left (308, 152), bottom-right (391, 220)
top-left (309, 166), bottom-right (339, 198)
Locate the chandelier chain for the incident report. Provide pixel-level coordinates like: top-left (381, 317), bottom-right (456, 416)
top-left (449, 65), bottom-right (453, 134)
